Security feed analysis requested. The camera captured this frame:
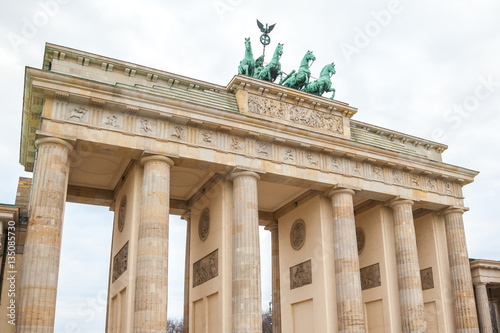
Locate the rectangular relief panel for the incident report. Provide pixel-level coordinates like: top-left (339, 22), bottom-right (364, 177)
top-left (360, 263), bottom-right (381, 290)
top-left (365, 300), bottom-right (385, 333)
top-left (292, 299), bottom-right (315, 333)
top-left (193, 249), bottom-right (219, 287)
top-left (420, 267), bottom-right (434, 290)
top-left (112, 242), bottom-right (128, 282)
top-left (290, 259), bottom-right (312, 290)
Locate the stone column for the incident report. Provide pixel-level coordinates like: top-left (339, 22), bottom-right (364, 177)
top-left (328, 188), bottom-right (365, 333)
top-left (474, 283), bottom-right (492, 332)
top-left (388, 199), bottom-right (426, 332)
top-left (182, 212), bottom-right (191, 333)
top-left (134, 155), bottom-right (174, 332)
top-left (229, 171), bottom-right (262, 333)
top-left (265, 221), bottom-right (281, 333)
top-left (17, 137), bottom-right (73, 332)
top-left (443, 208), bottom-right (480, 332)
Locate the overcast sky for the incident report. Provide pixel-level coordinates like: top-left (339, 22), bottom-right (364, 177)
top-left (1, 0), bottom-right (499, 332)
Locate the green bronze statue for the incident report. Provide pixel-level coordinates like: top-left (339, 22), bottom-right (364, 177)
top-left (281, 50), bottom-right (316, 90)
top-left (303, 63), bottom-right (336, 99)
top-left (253, 54), bottom-right (265, 79)
top-left (257, 43), bottom-right (283, 83)
top-left (238, 37), bottom-right (255, 77)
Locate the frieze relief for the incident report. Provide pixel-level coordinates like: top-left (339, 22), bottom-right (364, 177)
top-left (169, 124), bottom-right (186, 141)
top-left (306, 152), bottom-right (319, 167)
top-left (200, 130), bottom-right (215, 146)
top-left (247, 94), bottom-right (344, 135)
top-left (193, 249), bottom-right (218, 287)
top-left (290, 259), bottom-right (312, 289)
top-left (66, 105), bottom-right (89, 123)
top-left (102, 110), bottom-right (123, 129)
top-left (136, 117), bottom-right (156, 136)
top-left (51, 101), bottom-right (463, 199)
top-left (230, 136), bottom-right (244, 151)
top-left (282, 148), bottom-right (295, 163)
top-left (256, 141), bottom-right (271, 157)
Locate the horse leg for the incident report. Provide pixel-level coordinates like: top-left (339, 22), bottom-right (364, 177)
top-left (330, 88), bottom-right (336, 99)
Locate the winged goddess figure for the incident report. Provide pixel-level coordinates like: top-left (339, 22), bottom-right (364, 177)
top-left (257, 19), bottom-right (276, 54)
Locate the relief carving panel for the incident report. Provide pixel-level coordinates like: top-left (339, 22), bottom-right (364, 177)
top-left (290, 219), bottom-right (306, 250)
top-left (66, 105), bottom-right (89, 123)
top-left (360, 263), bottom-right (381, 290)
top-left (198, 208), bottom-right (210, 241)
top-left (420, 267), bottom-right (434, 290)
top-left (112, 242), bottom-right (128, 282)
top-left (247, 94), bottom-right (343, 135)
top-left (193, 249), bottom-right (218, 287)
top-left (102, 110), bottom-right (123, 129)
top-left (290, 259), bottom-right (312, 290)
top-left (136, 117), bottom-right (156, 135)
top-left (356, 227), bottom-right (365, 254)
top-left (118, 195), bottom-right (127, 232)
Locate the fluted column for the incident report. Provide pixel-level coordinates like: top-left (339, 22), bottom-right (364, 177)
top-left (182, 212), bottom-right (191, 333)
top-left (475, 283), bottom-right (492, 332)
top-left (265, 221), bottom-right (281, 333)
top-left (443, 208), bottom-right (480, 333)
top-left (17, 137), bottom-right (73, 333)
top-left (134, 155), bottom-right (174, 332)
top-left (328, 188), bottom-right (365, 333)
top-left (389, 199), bottom-right (426, 332)
top-left (229, 171), bottom-right (262, 333)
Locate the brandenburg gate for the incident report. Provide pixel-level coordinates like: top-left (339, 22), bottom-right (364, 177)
top-left (16, 43), bottom-right (481, 332)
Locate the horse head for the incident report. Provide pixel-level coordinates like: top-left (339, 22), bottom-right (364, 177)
top-left (275, 43), bottom-right (284, 59)
top-left (244, 37), bottom-right (251, 51)
top-left (304, 50), bottom-right (316, 68)
top-left (329, 63), bottom-right (336, 76)
top-left (319, 63), bottom-right (336, 78)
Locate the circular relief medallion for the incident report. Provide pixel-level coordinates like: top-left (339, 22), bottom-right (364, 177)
top-left (118, 196), bottom-right (127, 232)
top-left (290, 219), bottom-right (306, 250)
top-left (198, 208), bottom-right (210, 241)
top-left (356, 227), bottom-right (365, 254)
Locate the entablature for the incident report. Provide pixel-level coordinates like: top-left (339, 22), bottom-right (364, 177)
top-left (21, 64), bottom-right (478, 209)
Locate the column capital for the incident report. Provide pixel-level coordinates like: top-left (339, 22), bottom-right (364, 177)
top-left (35, 137), bottom-right (74, 152)
top-left (140, 155), bottom-right (174, 167)
top-left (474, 282), bottom-right (488, 287)
top-left (181, 211), bottom-right (191, 223)
top-left (328, 187), bottom-right (355, 198)
top-left (227, 170), bottom-right (260, 181)
top-left (442, 206), bottom-right (467, 216)
top-left (264, 221), bottom-right (278, 232)
top-left (387, 198), bottom-right (414, 209)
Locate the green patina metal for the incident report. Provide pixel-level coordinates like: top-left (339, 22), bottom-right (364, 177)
top-left (238, 37), bottom-right (255, 77)
top-left (237, 21), bottom-right (337, 98)
top-left (281, 50), bottom-right (316, 90)
top-left (257, 19), bottom-right (276, 55)
top-left (253, 54), bottom-right (265, 79)
top-left (257, 43), bottom-right (283, 83)
top-left (303, 63), bottom-right (336, 99)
